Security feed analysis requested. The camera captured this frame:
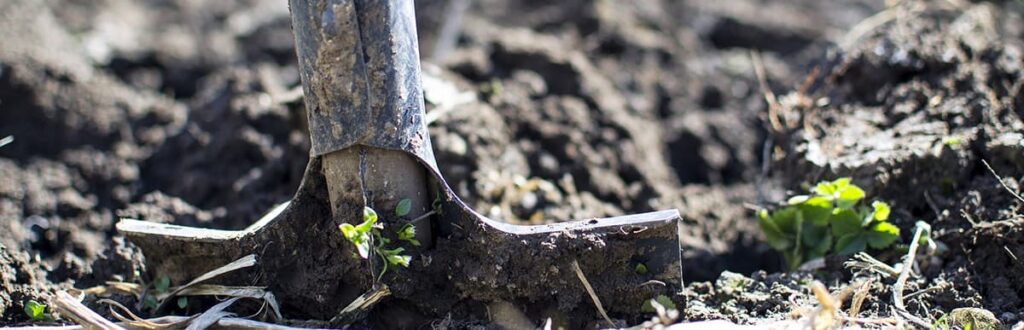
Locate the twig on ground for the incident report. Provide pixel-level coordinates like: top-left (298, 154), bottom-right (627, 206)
top-left (923, 191), bottom-right (943, 219)
top-left (981, 159), bottom-right (1024, 204)
top-left (904, 283), bottom-right (949, 300)
top-left (848, 278), bottom-right (874, 317)
top-left (892, 223), bottom-right (932, 328)
top-left (571, 259), bottom-right (614, 327)
top-left (54, 291), bottom-right (126, 330)
top-left (844, 252), bottom-right (900, 278)
top-left (750, 51), bottom-right (783, 132)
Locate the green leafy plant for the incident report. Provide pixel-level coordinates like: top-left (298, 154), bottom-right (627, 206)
top-left (24, 300), bottom-right (48, 321)
top-left (397, 223), bottom-right (420, 246)
top-left (758, 178), bottom-right (901, 269)
top-left (340, 206), bottom-right (415, 281)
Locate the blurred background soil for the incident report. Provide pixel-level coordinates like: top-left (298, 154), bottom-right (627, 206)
top-left (1, 0), bottom-right (1023, 327)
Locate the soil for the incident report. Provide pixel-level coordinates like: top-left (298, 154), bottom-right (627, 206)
top-left (1, 0), bottom-right (1023, 328)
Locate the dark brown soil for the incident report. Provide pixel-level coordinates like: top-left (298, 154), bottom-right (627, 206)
top-left (1, 0), bottom-right (1023, 328)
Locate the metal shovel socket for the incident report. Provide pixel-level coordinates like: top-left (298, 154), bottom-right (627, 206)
top-left (117, 0), bottom-right (683, 321)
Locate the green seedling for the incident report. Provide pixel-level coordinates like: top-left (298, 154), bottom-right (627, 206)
top-left (634, 263), bottom-right (648, 275)
top-left (340, 206), bottom-right (415, 281)
top-left (397, 223), bottom-right (420, 246)
top-left (154, 276), bottom-right (171, 293)
top-left (142, 275), bottom-right (172, 311)
top-left (758, 178), bottom-right (901, 269)
top-left (395, 198), bottom-right (412, 217)
top-left (641, 294), bottom-right (677, 313)
top-left (177, 297), bottom-right (188, 309)
top-left (24, 300), bottom-right (48, 321)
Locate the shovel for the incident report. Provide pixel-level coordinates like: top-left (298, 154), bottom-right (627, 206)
top-left (117, 0), bottom-right (682, 322)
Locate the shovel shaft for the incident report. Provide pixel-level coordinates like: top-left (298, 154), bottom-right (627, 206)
top-left (291, 0), bottom-right (435, 250)
top-left (290, 0), bottom-right (433, 161)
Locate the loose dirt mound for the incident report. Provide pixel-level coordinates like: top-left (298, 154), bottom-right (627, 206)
top-left (2, 0), bottom-right (1023, 327)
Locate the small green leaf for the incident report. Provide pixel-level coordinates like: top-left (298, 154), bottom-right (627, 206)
top-left (915, 221), bottom-right (932, 246)
top-left (354, 240), bottom-right (371, 259)
top-left (830, 209), bottom-right (863, 237)
top-left (801, 222), bottom-right (829, 252)
top-left (155, 276), bottom-right (171, 293)
top-left (871, 201), bottom-right (891, 221)
top-left (357, 207), bottom-right (378, 233)
top-left (177, 297), bottom-right (188, 309)
top-left (388, 255), bottom-right (411, 267)
top-left (771, 207), bottom-right (799, 233)
top-left (395, 199), bottom-right (412, 217)
top-left (834, 234), bottom-right (867, 255)
top-left (799, 196), bottom-right (833, 226)
top-left (144, 296), bottom-right (158, 310)
top-left (398, 224), bottom-right (420, 246)
top-left (24, 300), bottom-right (46, 321)
top-left (806, 231), bottom-right (832, 260)
top-left (835, 184), bottom-right (865, 209)
top-left (942, 136), bottom-right (963, 147)
top-left (635, 263), bottom-right (648, 274)
top-left (339, 223), bottom-right (358, 241)
top-left (382, 247), bottom-right (411, 267)
top-left (813, 180), bottom-right (838, 197)
top-left (787, 195), bottom-right (810, 205)
top-left (398, 224), bottom-right (418, 246)
top-left (866, 222), bottom-right (900, 249)
top-left (758, 210), bottom-right (792, 250)
top-left (641, 294), bottom-right (677, 313)
top-left (381, 247), bottom-right (405, 256)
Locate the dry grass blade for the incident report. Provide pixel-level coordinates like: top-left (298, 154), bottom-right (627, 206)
top-left (158, 285), bottom-right (266, 301)
top-left (329, 285), bottom-right (391, 325)
top-left (185, 297), bottom-right (240, 330)
top-left (99, 298), bottom-right (181, 330)
top-left (163, 285), bottom-right (283, 321)
top-left (54, 291), bottom-right (126, 330)
top-left (571, 259), bottom-right (614, 327)
top-left (81, 282), bottom-right (144, 298)
top-left (158, 254), bottom-right (257, 310)
top-left (4, 316), bottom-right (315, 330)
top-left (892, 224), bottom-right (932, 328)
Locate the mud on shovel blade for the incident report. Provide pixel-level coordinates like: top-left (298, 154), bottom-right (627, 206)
top-left (117, 0), bottom-right (683, 321)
